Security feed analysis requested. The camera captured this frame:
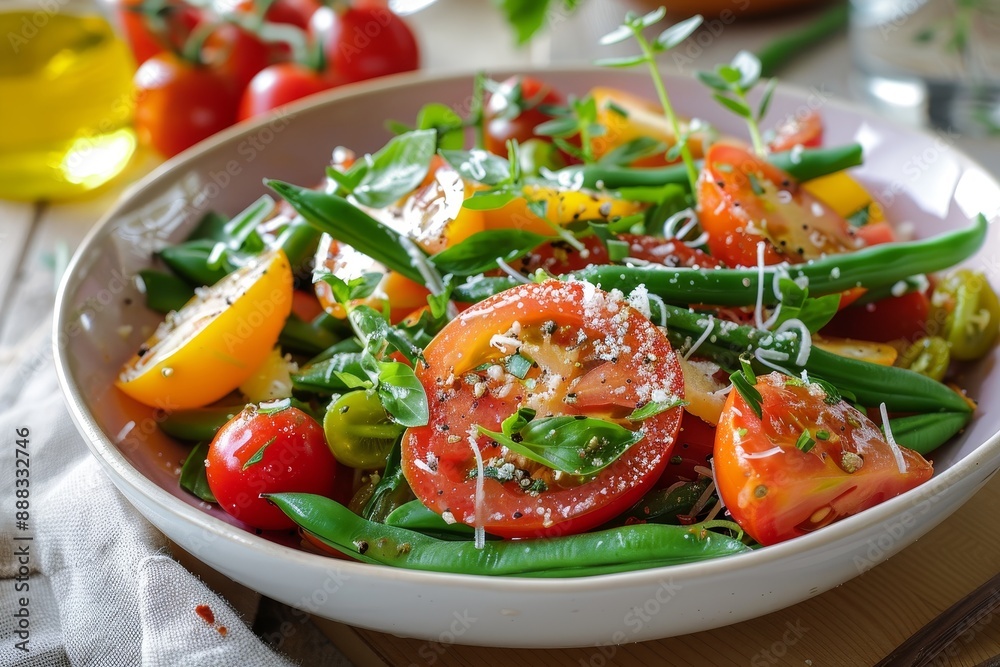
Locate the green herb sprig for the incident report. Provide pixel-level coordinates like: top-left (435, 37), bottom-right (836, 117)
top-left (696, 51), bottom-right (776, 157)
top-left (596, 9), bottom-right (704, 191)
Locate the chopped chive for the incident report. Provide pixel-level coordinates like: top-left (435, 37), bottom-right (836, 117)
top-left (795, 430), bottom-right (815, 453)
top-left (505, 353), bottom-right (533, 380)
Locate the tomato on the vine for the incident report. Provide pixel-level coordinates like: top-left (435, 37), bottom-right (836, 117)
top-left (115, 0), bottom-right (202, 65)
top-left (698, 143), bottom-right (859, 267)
top-left (207, 404), bottom-right (338, 530)
top-left (309, 4), bottom-right (419, 84)
top-left (238, 62), bottom-right (343, 121)
top-left (232, 0), bottom-right (320, 29)
top-left (134, 52), bottom-right (240, 157)
top-left (401, 280), bottom-right (685, 538)
top-left (483, 75), bottom-right (563, 157)
top-left (203, 22), bottom-right (272, 92)
top-left (714, 372), bottom-right (932, 545)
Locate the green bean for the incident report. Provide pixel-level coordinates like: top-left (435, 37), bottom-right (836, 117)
top-left (660, 304), bottom-right (973, 415)
top-left (885, 412), bottom-right (971, 455)
top-left (454, 215), bottom-right (987, 307)
top-left (278, 313), bottom-right (339, 356)
top-left (274, 217), bottom-right (321, 271)
top-left (385, 500), bottom-right (485, 541)
top-left (851, 275), bottom-right (927, 307)
top-left (138, 269), bottom-right (194, 313)
top-left (158, 239), bottom-right (231, 287)
top-left (266, 493), bottom-right (751, 577)
top-left (266, 180), bottom-right (427, 286)
top-left (184, 211), bottom-right (229, 242)
top-left (568, 143), bottom-right (863, 191)
top-left (756, 4), bottom-right (849, 78)
top-left (161, 405), bottom-right (244, 441)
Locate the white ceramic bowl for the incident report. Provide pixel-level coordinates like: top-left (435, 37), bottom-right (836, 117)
top-left (54, 68), bottom-right (1000, 648)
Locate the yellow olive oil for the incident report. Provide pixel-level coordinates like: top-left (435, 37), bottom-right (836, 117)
top-left (0, 11), bottom-right (136, 200)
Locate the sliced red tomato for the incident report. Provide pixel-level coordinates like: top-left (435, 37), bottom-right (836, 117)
top-left (484, 76), bottom-right (564, 157)
top-left (206, 405), bottom-right (338, 531)
top-left (698, 143), bottom-right (860, 268)
top-left (516, 235), bottom-right (609, 274)
top-left (768, 109), bottom-right (824, 153)
top-left (714, 372), bottom-right (932, 545)
top-left (854, 220), bottom-right (897, 246)
top-left (401, 280), bottom-right (685, 538)
top-left (823, 291), bottom-right (931, 343)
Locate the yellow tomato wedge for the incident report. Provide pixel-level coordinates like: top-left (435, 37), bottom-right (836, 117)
top-left (813, 335), bottom-right (899, 366)
top-left (116, 249), bottom-right (293, 410)
top-left (482, 185), bottom-right (644, 235)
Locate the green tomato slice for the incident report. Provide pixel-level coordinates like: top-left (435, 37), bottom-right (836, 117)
top-left (323, 391), bottom-right (404, 469)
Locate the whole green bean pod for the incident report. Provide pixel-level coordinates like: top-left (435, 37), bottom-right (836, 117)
top-left (567, 143), bottom-right (863, 190)
top-left (161, 405), bottom-right (244, 441)
top-left (659, 304), bottom-right (973, 416)
top-left (385, 500), bottom-right (482, 541)
top-left (886, 412), bottom-right (971, 455)
top-left (455, 215), bottom-right (987, 306)
top-left (267, 493), bottom-right (751, 577)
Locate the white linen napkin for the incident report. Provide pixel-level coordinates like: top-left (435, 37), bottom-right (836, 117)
top-left (0, 320), bottom-right (297, 666)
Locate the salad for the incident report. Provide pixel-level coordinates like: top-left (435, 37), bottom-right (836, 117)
top-left (115, 9), bottom-right (998, 577)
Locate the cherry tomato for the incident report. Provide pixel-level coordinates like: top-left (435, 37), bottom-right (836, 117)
top-left (768, 109), bottom-right (823, 153)
top-left (115, 0), bottom-right (202, 65)
top-left (238, 62), bottom-right (342, 121)
top-left (206, 405), bottom-right (338, 530)
top-left (823, 291), bottom-right (931, 343)
top-left (697, 143), bottom-right (860, 267)
top-left (116, 250), bottom-right (292, 410)
top-left (134, 52), bottom-right (240, 157)
top-left (309, 4), bottom-right (419, 84)
top-left (714, 372), bottom-right (932, 545)
top-left (484, 76), bottom-right (563, 157)
top-left (203, 22), bottom-right (272, 92)
top-left (401, 280), bottom-right (685, 538)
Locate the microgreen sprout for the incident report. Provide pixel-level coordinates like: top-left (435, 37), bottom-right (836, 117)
top-left (696, 50), bottom-right (776, 157)
top-left (595, 9), bottom-right (704, 191)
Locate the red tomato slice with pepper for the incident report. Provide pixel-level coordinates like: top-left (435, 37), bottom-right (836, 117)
top-left (698, 143), bottom-right (860, 268)
top-left (402, 281), bottom-right (685, 538)
top-left (714, 373), bottom-right (932, 546)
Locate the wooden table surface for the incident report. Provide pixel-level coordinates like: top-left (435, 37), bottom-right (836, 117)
top-left (4, 2), bottom-right (1000, 665)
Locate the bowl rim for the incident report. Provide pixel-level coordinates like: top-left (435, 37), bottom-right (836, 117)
top-left (53, 66), bottom-right (1000, 594)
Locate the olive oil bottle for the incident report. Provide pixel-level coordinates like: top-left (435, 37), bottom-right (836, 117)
top-left (0, 8), bottom-right (136, 200)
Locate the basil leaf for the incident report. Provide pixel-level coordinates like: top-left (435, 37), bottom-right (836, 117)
top-left (462, 190), bottom-right (518, 211)
top-left (333, 372), bottom-right (373, 390)
top-left (772, 277), bottom-right (841, 333)
top-left (431, 229), bottom-right (551, 276)
top-left (316, 272), bottom-right (382, 305)
top-left (479, 415), bottom-right (644, 476)
top-left (501, 407), bottom-right (536, 436)
top-left (628, 397), bottom-right (686, 421)
top-left (267, 181), bottom-right (424, 285)
top-left (349, 129), bottom-right (437, 208)
top-left (376, 361), bottom-right (429, 427)
top-left (439, 149), bottom-right (512, 186)
top-left (291, 353), bottom-right (367, 393)
top-left (415, 103), bottom-right (465, 150)
top-left (179, 442), bottom-right (216, 503)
